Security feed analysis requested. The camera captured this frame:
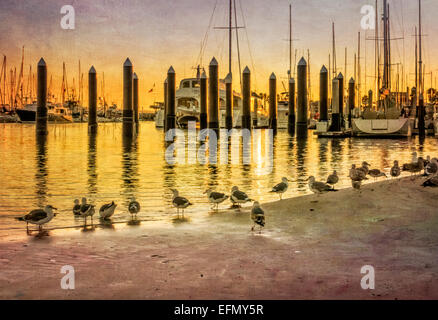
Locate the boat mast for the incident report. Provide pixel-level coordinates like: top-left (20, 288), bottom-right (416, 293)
top-left (382, 0), bottom-right (389, 91)
top-left (229, 0), bottom-right (232, 74)
top-left (332, 22), bottom-right (337, 79)
top-left (233, 0), bottom-right (242, 90)
top-left (418, 0), bottom-right (423, 96)
top-left (415, 26), bottom-right (418, 99)
top-left (358, 32), bottom-right (361, 108)
top-left (289, 4), bottom-right (292, 79)
top-left (375, 0), bottom-right (380, 104)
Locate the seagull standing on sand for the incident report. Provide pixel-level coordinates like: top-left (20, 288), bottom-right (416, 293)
top-left (73, 199), bottom-right (81, 215)
top-left (99, 201), bottom-right (117, 220)
top-left (349, 164), bottom-right (368, 182)
top-left (204, 189), bottom-right (229, 210)
top-left (424, 158), bottom-right (438, 176)
top-left (170, 189), bottom-right (192, 216)
top-left (270, 177), bottom-right (289, 200)
top-left (251, 201), bottom-right (265, 233)
top-left (368, 168), bottom-right (387, 181)
top-left (357, 162), bottom-right (370, 176)
top-left (403, 157), bottom-right (425, 178)
top-left (230, 186), bottom-right (253, 207)
top-left (307, 176), bottom-right (337, 195)
top-left (16, 205), bottom-right (57, 233)
top-left (326, 171), bottom-right (339, 190)
top-left (79, 197), bottom-right (95, 225)
top-left (390, 161), bottom-right (401, 179)
top-left (128, 197), bottom-right (140, 219)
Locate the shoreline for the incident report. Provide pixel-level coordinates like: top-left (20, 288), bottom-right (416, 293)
top-left (0, 176), bottom-right (437, 299)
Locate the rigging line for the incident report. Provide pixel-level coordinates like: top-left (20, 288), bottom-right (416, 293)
top-left (238, 0), bottom-right (257, 91)
top-left (234, 0), bottom-right (242, 91)
top-left (196, 0), bottom-right (219, 68)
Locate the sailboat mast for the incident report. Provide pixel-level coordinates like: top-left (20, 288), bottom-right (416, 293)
top-left (229, 0), bottom-right (232, 74)
top-left (289, 4), bottom-right (292, 79)
top-left (415, 27), bottom-right (418, 94)
top-left (418, 0), bottom-right (422, 95)
top-left (332, 22), bottom-right (337, 78)
top-left (233, 0), bottom-right (242, 89)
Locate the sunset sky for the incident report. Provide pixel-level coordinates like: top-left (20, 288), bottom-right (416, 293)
top-left (1, 0), bottom-right (438, 110)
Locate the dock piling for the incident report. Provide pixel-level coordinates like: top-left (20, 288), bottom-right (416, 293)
top-left (348, 78), bottom-right (355, 128)
top-left (88, 66), bottom-right (97, 133)
top-left (242, 66), bottom-right (251, 130)
top-left (319, 66), bottom-right (328, 122)
top-left (288, 77), bottom-right (295, 134)
top-left (269, 73), bottom-right (277, 131)
top-left (419, 93), bottom-right (425, 137)
top-left (337, 72), bottom-right (344, 127)
top-left (225, 72), bottom-right (232, 130)
top-left (297, 57), bottom-right (308, 127)
top-left (163, 78), bottom-right (168, 130)
top-left (208, 57), bottom-right (219, 136)
top-left (165, 67), bottom-right (176, 132)
top-left (36, 58), bottom-right (47, 136)
top-left (200, 71), bottom-right (207, 130)
top-left (330, 77), bottom-right (340, 131)
top-left (123, 58), bottom-right (133, 137)
top-left (133, 73), bottom-right (139, 126)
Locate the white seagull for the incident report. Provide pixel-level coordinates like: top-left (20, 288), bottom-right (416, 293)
top-left (251, 201), bottom-right (265, 233)
top-left (230, 186), bottom-right (253, 207)
top-left (307, 176), bottom-right (337, 195)
top-left (170, 189), bottom-right (192, 216)
top-left (204, 189), bottom-right (229, 210)
top-left (99, 201), bottom-right (117, 220)
top-left (79, 197), bottom-right (95, 224)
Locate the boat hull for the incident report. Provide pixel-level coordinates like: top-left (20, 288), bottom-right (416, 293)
top-left (352, 118), bottom-right (413, 137)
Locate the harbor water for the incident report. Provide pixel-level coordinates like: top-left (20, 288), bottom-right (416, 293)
top-left (1, 122), bottom-right (437, 236)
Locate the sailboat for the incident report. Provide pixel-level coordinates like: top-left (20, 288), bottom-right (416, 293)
top-left (351, 0), bottom-right (413, 137)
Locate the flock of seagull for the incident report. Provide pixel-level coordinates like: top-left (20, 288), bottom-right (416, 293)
top-left (15, 152), bottom-right (438, 235)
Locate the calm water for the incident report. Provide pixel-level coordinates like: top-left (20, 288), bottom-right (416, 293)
top-left (1, 122), bottom-right (437, 236)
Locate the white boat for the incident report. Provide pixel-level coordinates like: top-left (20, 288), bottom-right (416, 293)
top-left (277, 92), bottom-right (289, 129)
top-left (352, 118), bottom-right (413, 137)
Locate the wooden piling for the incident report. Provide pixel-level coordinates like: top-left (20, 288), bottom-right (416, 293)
top-left (225, 72), bottom-right (233, 130)
top-left (163, 78), bottom-right (168, 130)
top-left (288, 77), bottom-right (295, 133)
top-left (319, 66), bottom-right (328, 122)
top-left (133, 73), bottom-right (139, 125)
top-left (165, 67), bottom-right (176, 132)
top-left (297, 57), bottom-right (308, 126)
top-left (337, 72), bottom-right (344, 125)
top-left (36, 58), bottom-right (47, 136)
top-left (200, 71), bottom-right (207, 130)
top-left (368, 90), bottom-right (373, 110)
top-left (208, 57), bottom-right (219, 135)
top-left (242, 66), bottom-right (251, 130)
top-left (331, 77), bottom-right (340, 131)
top-left (88, 66), bottom-right (97, 133)
top-left (348, 78), bottom-right (355, 128)
top-left (418, 93), bottom-right (425, 137)
top-left (269, 73), bottom-right (277, 130)
top-left (123, 58), bottom-right (133, 137)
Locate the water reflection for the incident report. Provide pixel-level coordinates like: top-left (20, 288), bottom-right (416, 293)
top-left (121, 134), bottom-right (139, 207)
top-left (87, 133), bottom-right (98, 195)
top-left (35, 135), bottom-right (48, 208)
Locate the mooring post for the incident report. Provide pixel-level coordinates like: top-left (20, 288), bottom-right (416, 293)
top-left (242, 66), bottom-right (251, 130)
top-left (319, 66), bottom-right (328, 122)
top-left (368, 89), bottom-right (373, 110)
top-left (163, 78), bottom-right (168, 130)
top-left (297, 57), bottom-right (308, 127)
top-left (337, 72), bottom-right (344, 128)
top-left (225, 72), bottom-right (233, 130)
top-left (165, 66), bottom-right (176, 132)
top-left (269, 73), bottom-right (277, 131)
top-left (288, 77), bottom-right (295, 134)
top-left (200, 71), bottom-right (207, 130)
top-left (133, 73), bottom-right (139, 126)
top-left (418, 93), bottom-right (425, 137)
top-left (331, 77), bottom-right (340, 131)
top-left (208, 57), bottom-right (219, 136)
top-left (36, 58), bottom-right (47, 136)
top-left (123, 58), bottom-right (133, 137)
top-left (88, 66), bottom-right (97, 133)
top-left (348, 78), bottom-right (355, 129)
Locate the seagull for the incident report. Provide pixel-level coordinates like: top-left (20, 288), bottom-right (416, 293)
top-left (307, 176), bottom-right (337, 195)
top-left (230, 186), bottom-right (253, 207)
top-left (250, 201), bottom-right (265, 233)
top-left (422, 175), bottom-right (438, 187)
top-left (73, 199), bottom-right (81, 215)
top-left (403, 157), bottom-right (425, 178)
top-left (16, 205), bottom-right (57, 233)
top-left (204, 189), bottom-right (229, 210)
top-left (357, 162), bottom-right (370, 176)
top-left (269, 177), bottom-right (289, 199)
top-left (128, 197), bottom-right (140, 219)
top-left (412, 151), bottom-right (418, 163)
top-left (424, 158), bottom-right (438, 176)
top-left (99, 201), bottom-right (117, 220)
top-left (326, 171), bottom-right (339, 190)
top-left (390, 161), bottom-right (401, 180)
top-left (349, 164), bottom-right (368, 182)
top-left (79, 197), bottom-right (95, 225)
top-left (368, 169), bottom-right (387, 181)
top-left (170, 189), bottom-right (192, 216)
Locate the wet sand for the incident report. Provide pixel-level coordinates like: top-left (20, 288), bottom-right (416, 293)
top-left (0, 176), bottom-right (437, 299)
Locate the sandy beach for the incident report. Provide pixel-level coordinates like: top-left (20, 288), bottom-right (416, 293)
top-left (0, 175), bottom-right (437, 300)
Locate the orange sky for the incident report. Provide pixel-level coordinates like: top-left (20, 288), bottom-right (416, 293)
top-left (1, 0), bottom-right (438, 111)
